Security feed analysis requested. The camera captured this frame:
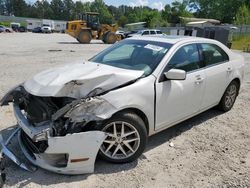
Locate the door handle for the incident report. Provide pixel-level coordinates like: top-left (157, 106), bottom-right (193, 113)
top-left (227, 67), bottom-right (233, 73)
top-left (195, 77), bottom-right (204, 84)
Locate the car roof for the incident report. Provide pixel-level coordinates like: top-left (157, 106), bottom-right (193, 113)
top-left (139, 29), bottom-right (160, 31)
top-left (127, 35), bottom-right (217, 44)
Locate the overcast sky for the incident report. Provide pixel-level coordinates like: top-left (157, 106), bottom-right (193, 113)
top-left (26, 0), bottom-right (175, 10)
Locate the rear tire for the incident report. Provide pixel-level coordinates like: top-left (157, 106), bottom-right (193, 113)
top-left (99, 112), bottom-right (147, 163)
top-left (77, 30), bottom-right (92, 44)
top-left (217, 80), bottom-right (239, 112)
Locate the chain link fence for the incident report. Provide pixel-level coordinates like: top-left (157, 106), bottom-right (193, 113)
top-left (231, 25), bottom-right (250, 39)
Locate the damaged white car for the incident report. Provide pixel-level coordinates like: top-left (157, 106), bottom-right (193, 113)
top-left (0, 36), bottom-right (245, 175)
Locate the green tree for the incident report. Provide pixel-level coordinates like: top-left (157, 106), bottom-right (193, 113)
top-left (0, 0), bottom-right (4, 14)
top-left (127, 13), bottom-right (139, 23)
top-left (32, 0), bottom-right (53, 19)
top-left (162, 4), bottom-right (171, 21)
top-left (235, 4), bottom-right (250, 25)
top-left (117, 15), bottom-right (128, 27)
top-left (4, 0), bottom-right (27, 16)
top-left (142, 9), bottom-right (161, 28)
top-left (62, 0), bottom-right (74, 20)
top-left (72, 1), bottom-right (91, 20)
top-left (50, 0), bottom-right (64, 20)
top-left (108, 5), bottom-right (123, 20)
top-left (90, 0), bottom-right (114, 24)
top-left (189, 0), bottom-right (243, 23)
top-left (162, 1), bottom-right (193, 24)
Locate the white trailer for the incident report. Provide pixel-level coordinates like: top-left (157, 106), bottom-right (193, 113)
top-left (26, 18), bottom-right (66, 32)
top-left (54, 21), bottom-right (67, 32)
top-left (26, 19), bottom-right (42, 31)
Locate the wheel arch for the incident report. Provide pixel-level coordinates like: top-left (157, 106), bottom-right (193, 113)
top-left (230, 77), bottom-right (241, 95)
top-left (232, 77), bottom-right (241, 86)
top-left (112, 108), bottom-right (149, 135)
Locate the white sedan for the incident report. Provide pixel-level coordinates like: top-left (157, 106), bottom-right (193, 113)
top-left (0, 36), bottom-right (245, 174)
top-left (41, 26), bottom-right (52, 33)
top-left (128, 29), bottom-right (164, 37)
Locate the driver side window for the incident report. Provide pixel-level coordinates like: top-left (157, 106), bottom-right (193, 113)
top-left (168, 44), bottom-right (201, 72)
top-left (142, 31), bottom-right (150, 35)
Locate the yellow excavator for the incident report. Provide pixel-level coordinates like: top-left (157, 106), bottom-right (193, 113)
top-left (66, 12), bottom-right (122, 44)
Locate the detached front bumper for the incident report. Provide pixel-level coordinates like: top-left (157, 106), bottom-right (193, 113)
top-left (0, 105), bottom-right (107, 175)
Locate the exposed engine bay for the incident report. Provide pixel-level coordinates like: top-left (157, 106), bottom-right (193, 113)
top-left (4, 85), bottom-right (116, 138)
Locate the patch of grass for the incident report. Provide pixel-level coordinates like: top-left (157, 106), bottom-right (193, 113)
top-left (0, 21), bottom-right (27, 27)
top-left (232, 35), bottom-right (250, 50)
top-left (0, 21), bottom-right (11, 27)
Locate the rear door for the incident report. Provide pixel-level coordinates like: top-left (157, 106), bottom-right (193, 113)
top-left (150, 30), bottom-right (156, 35)
top-left (155, 43), bottom-right (206, 130)
top-left (156, 30), bottom-right (163, 36)
top-left (198, 43), bottom-right (231, 110)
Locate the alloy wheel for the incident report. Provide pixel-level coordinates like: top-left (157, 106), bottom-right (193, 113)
top-left (100, 121), bottom-right (140, 160)
top-left (225, 84), bottom-right (237, 109)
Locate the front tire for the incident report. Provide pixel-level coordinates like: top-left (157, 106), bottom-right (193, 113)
top-left (99, 112), bottom-right (147, 163)
top-left (218, 80), bottom-right (239, 112)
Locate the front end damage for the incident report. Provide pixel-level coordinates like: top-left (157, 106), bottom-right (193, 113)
top-left (0, 85), bottom-right (119, 174)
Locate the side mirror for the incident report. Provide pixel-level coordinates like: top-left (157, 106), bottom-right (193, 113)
top-left (164, 69), bottom-right (186, 80)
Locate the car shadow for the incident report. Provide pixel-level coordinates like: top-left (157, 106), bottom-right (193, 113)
top-left (1, 109), bottom-right (223, 187)
top-left (145, 109), bottom-right (223, 152)
top-left (58, 41), bottom-right (105, 45)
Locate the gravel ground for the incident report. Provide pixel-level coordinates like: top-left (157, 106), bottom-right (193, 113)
top-left (0, 33), bottom-right (249, 188)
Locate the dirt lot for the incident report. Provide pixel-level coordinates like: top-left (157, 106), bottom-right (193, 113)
top-left (0, 33), bottom-right (249, 188)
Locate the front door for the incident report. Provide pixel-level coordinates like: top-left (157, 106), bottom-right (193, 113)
top-left (155, 44), bottom-right (206, 130)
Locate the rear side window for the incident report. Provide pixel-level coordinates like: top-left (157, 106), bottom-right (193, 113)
top-left (200, 44), bottom-right (229, 66)
top-left (150, 30), bottom-right (156, 34)
top-left (156, 31), bottom-right (162, 34)
top-left (168, 44), bottom-right (201, 72)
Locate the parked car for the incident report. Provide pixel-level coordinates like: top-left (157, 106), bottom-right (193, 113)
top-left (0, 25), bottom-right (12, 33)
top-left (0, 36), bottom-right (245, 175)
top-left (128, 29), bottom-right (164, 38)
top-left (41, 26), bottom-right (52, 33)
top-left (10, 22), bottom-right (21, 32)
top-left (124, 30), bottom-right (138, 38)
top-left (0, 26), bottom-right (5, 33)
top-left (116, 30), bottom-right (125, 39)
top-left (18, 26), bottom-right (27, 32)
top-left (32, 27), bottom-right (42, 33)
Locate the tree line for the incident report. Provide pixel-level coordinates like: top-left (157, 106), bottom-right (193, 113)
top-left (0, 0), bottom-right (249, 27)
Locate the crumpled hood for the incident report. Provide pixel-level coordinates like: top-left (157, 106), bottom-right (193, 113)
top-left (24, 61), bottom-right (144, 98)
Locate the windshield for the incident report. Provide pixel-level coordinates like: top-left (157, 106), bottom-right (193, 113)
top-left (89, 39), bottom-right (172, 76)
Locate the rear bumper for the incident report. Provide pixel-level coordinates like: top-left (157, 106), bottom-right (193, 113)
top-left (0, 104), bottom-right (107, 175)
